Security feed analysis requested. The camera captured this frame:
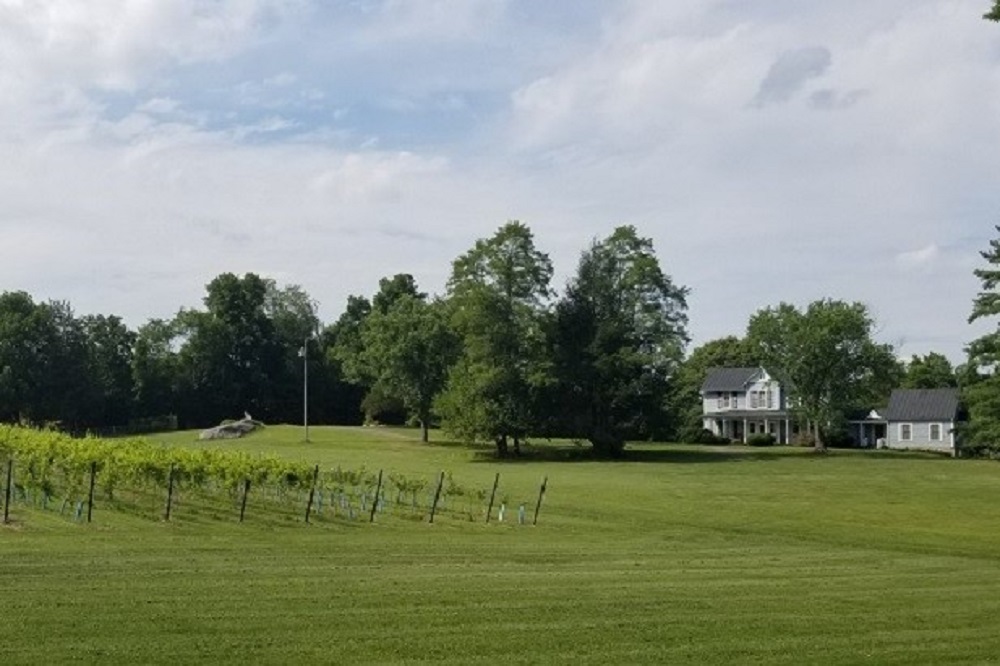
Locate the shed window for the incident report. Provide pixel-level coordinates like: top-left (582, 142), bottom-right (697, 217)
top-left (899, 423), bottom-right (912, 441)
top-left (929, 423), bottom-right (942, 441)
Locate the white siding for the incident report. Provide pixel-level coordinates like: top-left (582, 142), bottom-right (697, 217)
top-left (885, 421), bottom-right (955, 453)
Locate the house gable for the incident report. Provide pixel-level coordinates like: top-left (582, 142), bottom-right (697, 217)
top-left (884, 388), bottom-right (961, 454)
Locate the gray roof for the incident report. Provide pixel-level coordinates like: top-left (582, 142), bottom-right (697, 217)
top-left (885, 388), bottom-right (961, 422)
top-left (701, 367), bottom-right (762, 393)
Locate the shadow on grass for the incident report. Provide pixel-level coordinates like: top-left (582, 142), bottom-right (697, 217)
top-left (469, 443), bottom-right (794, 464)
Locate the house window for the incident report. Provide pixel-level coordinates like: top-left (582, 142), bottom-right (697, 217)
top-left (717, 394), bottom-right (729, 409)
top-left (899, 423), bottom-right (912, 441)
top-left (929, 423), bottom-right (942, 441)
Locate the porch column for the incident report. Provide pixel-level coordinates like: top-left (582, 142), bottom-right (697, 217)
top-left (743, 418), bottom-right (748, 444)
top-left (785, 418), bottom-right (790, 444)
top-left (764, 418), bottom-right (769, 438)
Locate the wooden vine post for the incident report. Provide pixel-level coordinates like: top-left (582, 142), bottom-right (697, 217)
top-left (239, 478), bottom-right (251, 523)
top-left (86, 461), bottom-right (97, 523)
top-left (428, 471), bottom-right (445, 524)
top-left (304, 464), bottom-right (320, 524)
top-left (3, 457), bottom-right (12, 525)
top-left (485, 472), bottom-right (500, 524)
top-left (369, 469), bottom-right (383, 523)
top-left (163, 464), bottom-right (176, 522)
top-left (532, 476), bottom-right (548, 526)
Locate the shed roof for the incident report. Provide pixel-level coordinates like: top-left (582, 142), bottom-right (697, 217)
top-left (701, 367), bottom-right (762, 393)
top-left (885, 388), bottom-right (961, 422)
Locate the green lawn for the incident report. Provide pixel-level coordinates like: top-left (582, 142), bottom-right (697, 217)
top-left (3, 426), bottom-right (1000, 664)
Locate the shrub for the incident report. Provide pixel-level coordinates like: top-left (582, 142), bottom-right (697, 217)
top-left (681, 427), bottom-right (730, 445)
top-left (747, 433), bottom-right (776, 447)
top-left (823, 429), bottom-right (856, 449)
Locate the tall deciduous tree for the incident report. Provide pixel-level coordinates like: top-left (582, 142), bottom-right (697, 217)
top-left (175, 273), bottom-right (282, 424)
top-left (438, 221), bottom-right (553, 456)
top-left (747, 299), bottom-right (900, 451)
top-left (330, 274), bottom-right (425, 424)
top-left (361, 295), bottom-right (458, 441)
top-left (132, 318), bottom-right (180, 422)
top-left (81, 314), bottom-right (137, 427)
top-left (0, 291), bottom-right (55, 422)
top-left (552, 226), bottom-right (689, 455)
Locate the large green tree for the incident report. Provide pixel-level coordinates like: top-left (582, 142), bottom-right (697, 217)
top-left (0, 291), bottom-right (57, 422)
top-left (132, 318), bottom-right (181, 422)
top-left (437, 221), bottom-right (553, 456)
top-left (552, 226), bottom-right (689, 455)
top-left (175, 273), bottom-right (283, 424)
top-left (330, 275), bottom-right (425, 424)
top-left (81, 314), bottom-right (137, 427)
top-left (360, 295), bottom-right (458, 441)
top-left (987, 2), bottom-right (1000, 21)
top-left (747, 300), bottom-right (900, 451)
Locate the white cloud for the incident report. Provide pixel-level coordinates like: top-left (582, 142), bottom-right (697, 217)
top-left (895, 244), bottom-right (941, 271)
top-left (0, 0), bottom-right (997, 367)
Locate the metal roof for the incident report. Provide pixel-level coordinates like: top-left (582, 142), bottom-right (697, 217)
top-left (884, 388), bottom-right (961, 422)
top-left (701, 367), bottom-right (762, 393)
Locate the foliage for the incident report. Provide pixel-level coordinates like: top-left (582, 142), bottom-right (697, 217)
top-left (0, 293), bottom-right (136, 429)
top-left (438, 222), bottom-right (554, 455)
top-left (747, 299), bottom-right (900, 451)
top-left (360, 296), bottom-right (458, 441)
top-left (329, 275), bottom-right (428, 424)
top-left (987, 1), bottom-right (1000, 21)
top-left (551, 226), bottom-right (689, 455)
top-left (965, 226), bottom-right (1000, 452)
top-left (746, 433), bottom-right (775, 447)
top-left (901, 352), bottom-right (957, 389)
top-left (681, 427), bottom-right (730, 445)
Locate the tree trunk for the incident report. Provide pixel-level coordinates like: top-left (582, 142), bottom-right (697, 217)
top-left (495, 435), bottom-right (509, 457)
top-left (420, 419), bottom-right (429, 443)
top-left (512, 436), bottom-right (521, 457)
top-left (814, 421), bottom-right (827, 453)
top-left (590, 427), bottom-right (625, 458)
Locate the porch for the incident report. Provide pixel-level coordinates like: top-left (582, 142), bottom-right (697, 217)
top-left (705, 411), bottom-right (794, 444)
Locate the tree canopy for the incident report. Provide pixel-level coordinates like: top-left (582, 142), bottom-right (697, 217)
top-left (901, 353), bottom-right (957, 389)
top-left (0, 219), bottom-right (953, 453)
top-left (552, 226), bottom-right (689, 455)
top-left (747, 299), bottom-right (900, 451)
top-left (437, 222), bottom-right (553, 456)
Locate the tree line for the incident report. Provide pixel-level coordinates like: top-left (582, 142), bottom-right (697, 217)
top-left (0, 220), bottom-right (991, 456)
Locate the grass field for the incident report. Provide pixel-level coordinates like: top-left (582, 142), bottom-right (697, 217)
top-left (3, 426), bottom-right (1000, 664)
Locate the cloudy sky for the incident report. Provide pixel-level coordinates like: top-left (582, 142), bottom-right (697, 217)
top-left (2, 0), bottom-right (999, 361)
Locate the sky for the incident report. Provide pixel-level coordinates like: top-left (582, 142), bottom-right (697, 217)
top-left (1, 0), bottom-right (999, 362)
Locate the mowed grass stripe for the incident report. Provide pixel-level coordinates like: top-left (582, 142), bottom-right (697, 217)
top-left (3, 426), bottom-right (1000, 663)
